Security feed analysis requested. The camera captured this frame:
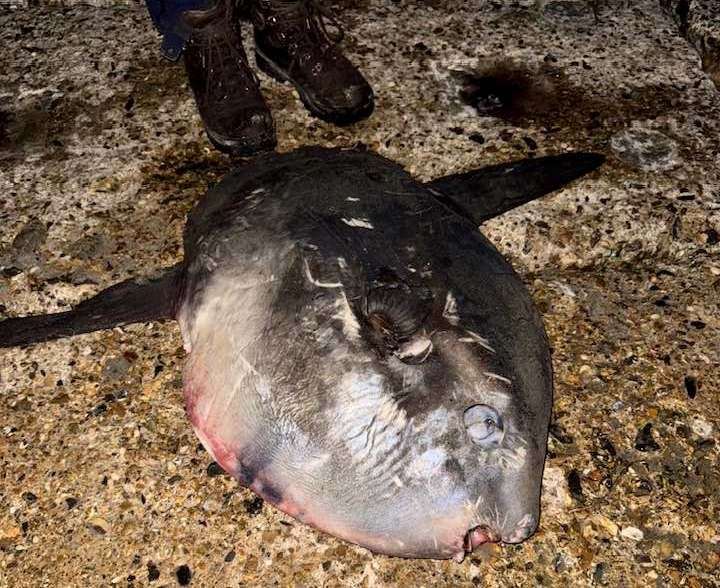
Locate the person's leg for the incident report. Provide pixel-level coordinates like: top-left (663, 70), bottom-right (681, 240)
top-left (145, 0), bottom-right (211, 61)
top-left (249, 0), bottom-right (374, 125)
top-left (142, 0), bottom-right (374, 154)
top-left (145, 0), bottom-right (276, 155)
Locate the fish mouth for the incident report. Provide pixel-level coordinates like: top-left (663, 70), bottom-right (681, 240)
top-left (453, 525), bottom-right (500, 562)
top-left (453, 513), bottom-right (538, 560)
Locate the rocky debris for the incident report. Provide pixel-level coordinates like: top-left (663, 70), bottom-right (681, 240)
top-left (66, 233), bottom-right (113, 261)
top-left (541, 466), bottom-right (573, 515)
top-left (147, 562), bottom-right (160, 582)
top-left (610, 126), bottom-right (680, 171)
top-left (0, 524), bottom-right (22, 547)
top-left (101, 356), bottom-right (131, 380)
top-left (205, 461), bottom-right (225, 477)
top-left (176, 564), bottom-right (192, 585)
top-left (0, 219), bottom-right (47, 273)
top-left (689, 415), bottom-right (714, 439)
top-left (660, 0), bottom-right (720, 87)
top-left (620, 526), bottom-right (645, 541)
top-left (243, 496), bottom-right (265, 516)
top-left (635, 423), bottom-right (661, 452)
top-left (85, 516), bottom-right (110, 535)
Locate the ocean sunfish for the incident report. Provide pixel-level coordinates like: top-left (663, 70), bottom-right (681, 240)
top-left (0, 147), bottom-right (603, 561)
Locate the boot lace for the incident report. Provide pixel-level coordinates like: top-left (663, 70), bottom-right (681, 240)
top-left (197, 9), bottom-right (260, 103)
top-left (257, 0), bottom-right (345, 66)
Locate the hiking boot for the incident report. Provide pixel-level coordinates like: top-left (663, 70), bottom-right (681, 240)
top-left (183, 0), bottom-right (276, 155)
top-left (250, 0), bottom-right (374, 125)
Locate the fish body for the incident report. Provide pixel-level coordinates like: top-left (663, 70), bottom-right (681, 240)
top-left (0, 146), bottom-right (604, 560)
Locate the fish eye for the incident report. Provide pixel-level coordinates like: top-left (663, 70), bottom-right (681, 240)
top-left (463, 404), bottom-right (504, 446)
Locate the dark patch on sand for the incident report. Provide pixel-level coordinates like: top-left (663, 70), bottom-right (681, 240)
top-left (454, 60), bottom-right (684, 138)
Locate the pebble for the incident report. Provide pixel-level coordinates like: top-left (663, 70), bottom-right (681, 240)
top-left (689, 415), bottom-right (713, 439)
top-left (582, 515), bottom-right (619, 539)
top-left (542, 466), bottom-right (572, 514)
top-left (0, 524), bottom-right (22, 544)
top-left (610, 127), bottom-right (679, 171)
top-left (11, 220), bottom-right (47, 253)
top-left (635, 423), bottom-right (660, 452)
top-left (21, 491), bottom-right (37, 503)
top-left (205, 462), bottom-right (225, 477)
top-left (67, 233), bottom-right (112, 261)
top-left (86, 517), bottom-right (110, 535)
top-left (621, 527), bottom-right (645, 541)
top-left (567, 469), bottom-right (584, 502)
top-left (102, 356), bottom-right (131, 380)
top-left (1, 219), bottom-right (47, 271)
top-left (147, 562), bottom-right (160, 582)
top-left (202, 499), bottom-right (221, 513)
top-left (592, 562), bottom-right (606, 584)
top-left (176, 564), bottom-right (191, 586)
top-left (243, 496), bottom-right (264, 516)
top-left (549, 422), bottom-right (574, 444)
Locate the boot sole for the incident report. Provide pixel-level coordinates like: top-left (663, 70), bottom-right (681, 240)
top-left (255, 48), bottom-right (374, 126)
top-left (205, 125), bottom-right (277, 157)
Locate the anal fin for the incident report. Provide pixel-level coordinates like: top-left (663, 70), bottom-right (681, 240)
top-left (0, 264), bottom-right (183, 348)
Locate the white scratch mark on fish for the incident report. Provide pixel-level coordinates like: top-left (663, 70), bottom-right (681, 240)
top-left (397, 337), bottom-right (433, 363)
top-left (303, 258), bottom-right (342, 288)
top-left (459, 330), bottom-right (496, 353)
top-left (237, 351), bottom-right (260, 376)
top-left (484, 371), bottom-right (512, 385)
top-left (334, 290), bottom-right (361, 341)
top-left (443, 291), bottom-right (459, 325)
top-left (346, 197), bottom-right (360, 202)
top-left (342, 217), bottom-right (374, 229)
top-left (393, 476), bottom-right (404, 488)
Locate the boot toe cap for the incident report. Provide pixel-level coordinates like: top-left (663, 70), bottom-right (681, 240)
top-left (205, 108), bottom-right (277, 156)
top-left (313, 82), bottom-right (375, 125)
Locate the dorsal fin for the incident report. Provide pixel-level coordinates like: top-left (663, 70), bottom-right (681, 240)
top-left (424, 152), bottom-right (604, 225)
top-left (0, 264), bottom-right (183, 348)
